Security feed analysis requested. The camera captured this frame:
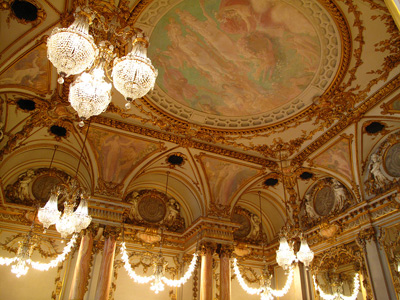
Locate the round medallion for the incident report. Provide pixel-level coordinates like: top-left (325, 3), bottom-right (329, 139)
top-left (314, 186), bottom-right (335, 216)
top-left (232, 213), bottom-right (251, 238)
top-left (385, 143), bottom-right (400, 177)
top-left (32, 175), bottom-right (62, 204)
top-left (138, 195), bottom-right (167, 223)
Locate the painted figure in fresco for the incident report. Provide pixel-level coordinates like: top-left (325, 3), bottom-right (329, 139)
top-left (304, 193), bottom-right (317, 219)
top-left (370, 154), bottom-right (387, 188)
top-left (165, 199), bottom-right (180, 225)
top-left (152, 0), bottom-right (320, 117)
top-left (332, 179), bottom-right (346, 210)
top-left (18, 169), bottom-right (35, 200)
top-left (248, 214), bottom-right (261, 239)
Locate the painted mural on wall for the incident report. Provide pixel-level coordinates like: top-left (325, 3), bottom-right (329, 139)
top-left (200, 156), bottom-right (258, 206)
top-left (0, 43), bottom-right (50, 93)
top-left (88, 128), bottom-right (160, 183)
top-left (312, 137), bottom-right (352, 180)
top-left (149, 0), bottom-right (320, 117)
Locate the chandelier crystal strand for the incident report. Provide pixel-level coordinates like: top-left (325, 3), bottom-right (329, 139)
top-left (276, 236), bottom-right (296, 272)
top-left (161, 253), bottom-right (198, 287)
top-left (120, 242), bottom-right (155, 284)
top-left (38, 189), bottom-right (61, 231)
top-left (313, 273), bottom-right (360, 300)
top-left (232, 258), bottom-right (264, 295)
top-left (267, 266), bottom-right (294, 297)
top-left (47, 10), bottom-right (98, 84)
top-left (112, 34), bottom-right (158, 109)
top-left (56, 202), bottom-right (77, 239)
top-left (30, 234), bottom-right (77, 271)
top-left (73, 196), bottom-right (92, 232)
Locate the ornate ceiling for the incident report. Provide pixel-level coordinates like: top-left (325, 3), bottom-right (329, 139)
top-left (0, 0), bottom-right (399, 252)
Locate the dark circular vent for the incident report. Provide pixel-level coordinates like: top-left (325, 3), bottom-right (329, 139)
top-left (365, 122), bottom-right (385, 134)
top-left (264, 178), bottom-right (278, 187)
top-left (50, 125), bottom-right (67, 137)
top-left (300, 172), bottom-right (313, 180)
top-left (11, 0), bottom-right (38, 22)
top-left (17, 99), bottom-right (36, 111)
top-left (167, 154), bottom-right (184, 166)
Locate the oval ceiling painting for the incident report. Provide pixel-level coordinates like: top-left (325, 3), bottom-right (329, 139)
top-left (146, 0), bottom-right (341, 125)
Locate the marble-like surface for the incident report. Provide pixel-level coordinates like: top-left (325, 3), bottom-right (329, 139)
top-left (94, 236), bottom-right (116, 300)
top-left (69, 233), bottom-right (94, 300)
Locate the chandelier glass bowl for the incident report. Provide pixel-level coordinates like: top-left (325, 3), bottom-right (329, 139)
top-left (296, 237), bottom-right (314, 268)
top-left (69, 65), bottom-right (112, 126)
top-left (47, 11), bottom-right (98, 84)
top-left (276, 237), bottom-right (296, 272)
top-left (112, 36), bottom-right (158, 109)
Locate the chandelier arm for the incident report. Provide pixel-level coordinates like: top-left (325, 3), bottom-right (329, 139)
top-left (267, 266), bottom-right (294, 297)
top-left (29, 234), bottom-right (77, 271)
top-left (120, 242), bottom-right (155, 284)
top-left (232, 258), bottom-right (264, 295)
top-left (161, 253), bottom-right (198, 287)
top-left (312, 273), bottom-right (360, 300)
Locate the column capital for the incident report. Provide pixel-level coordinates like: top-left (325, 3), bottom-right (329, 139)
top-left (356, 226), bottom-right (376, 250)
top-left (103, 225), bottom-right (121, 240)
top-left (200, 242), bottom-right (217, 256)
top-left (219, 245), bottom-right (233, 258)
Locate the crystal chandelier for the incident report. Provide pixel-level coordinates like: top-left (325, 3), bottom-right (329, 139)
top-left (233, 258), bottom-right (294, 300)
top-left (0, 220), bottom-right (77, 277)
top-left (38, 124), bottom-right (92, 238)
top-left (39, 179), bottom-right (92, 239)
top-left (120, 223), bottom-right (198, 293)
top-left (313, 273), bottom-right (360, 300)
top-left (46, 7), bottom-right (157, 123)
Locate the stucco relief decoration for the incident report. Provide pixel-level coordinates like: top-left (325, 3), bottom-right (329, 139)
top-left (0, 0), bottom-right (46, 25)
top-left (301, 178), bottom-right (352, 228)
top-left (1, 232), bottom-right (61, 259)
top-left (232, 206), bottom-right (262, 244)
top-left (384, 142), bottom-right (400, 178)
top-left (124, 189), bottom-right (185, 232)
top-left (5, 168), bottom-right (70, 205)
top-left (364, 132), bottom-right (400, 196)
top-left (143, 0), bottom-right (341, 128)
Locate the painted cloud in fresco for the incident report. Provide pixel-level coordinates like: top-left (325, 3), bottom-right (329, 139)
top-left (149, 0), bottom-right (320, 117)
top-left (201, 156), bottom-right (259, 206)
top-left (313, 138), bottom-right (353, 180)
top-left (89, 128), bottom-right (160, 183)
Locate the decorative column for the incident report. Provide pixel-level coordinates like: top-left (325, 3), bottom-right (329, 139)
top-left (69, 229), bottom-right (95, 300)
top-left (357, 227), bottom-right (396, 300)
top-left (94, 228), bottom-right (118, 300)
top-left (219, 245), bottom-right (232, 300)
top-left (200, 242), bottom-right (216, 300)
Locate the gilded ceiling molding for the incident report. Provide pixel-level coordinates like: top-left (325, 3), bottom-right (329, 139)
top-left (380, 94), bottom-right (400, 115)
top-left (361, 0), bottom-right (400, 95)
top-left (0, 92), bottom-right (79, 162)
top-left (92, 115), bottom-right (277, 168)
top-left (292, 73), bottom-right (400, 166)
